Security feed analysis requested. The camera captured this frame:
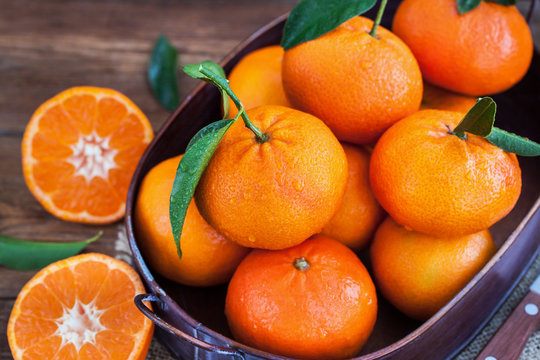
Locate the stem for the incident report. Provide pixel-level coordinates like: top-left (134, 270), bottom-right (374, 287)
top-left (294, 257), bottom-right (310, 271)
top-left (199, 66), bottom-right (269, 143)
top-left (446, 124), bottom-right (467, 140)
top-left (369, 0), bottom-right (388, 38)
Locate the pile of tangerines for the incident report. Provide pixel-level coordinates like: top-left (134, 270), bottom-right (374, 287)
top-left (135, 0), bottom-right (533, 359)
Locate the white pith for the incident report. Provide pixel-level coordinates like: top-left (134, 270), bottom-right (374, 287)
top-left (53, 299), bottom-right (106, 352)
top-left (66, 132), bottom-right (118, 181)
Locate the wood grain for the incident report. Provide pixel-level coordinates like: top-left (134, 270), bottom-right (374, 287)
top-left (0, 0), bottom-right (295, 358)
top-left (475, 291), bottom-right (540, 360)
top-left (0, 300), bottom-right (14, 360)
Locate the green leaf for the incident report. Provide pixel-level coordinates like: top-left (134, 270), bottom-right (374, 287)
top-left (169, 61), bottom-right (269, 257)
top-left (169, 119), bottom-right (235, 258)
top-left (486, 127), bottom-right (540, 157)
top-left (0, 232), bottom-right (101, 271)
top-left (183, 60), bottom-right (229, 117)
top-left (457, 0), bottom-right (482, 14)
top-left (453, 97), bottom-right (496, 138)
top-left (491, 0), bottom-right (517, 5)
top-left (281, 0), bottom-right (377, 50)
top-left (148, 35), bottom-right (180, 111)
top-left (451, 96), bottom-right (540, 156)
top-left (183, 61), bottom-right (268, 142)
top-left (183, 61), bottom-right (228, 89)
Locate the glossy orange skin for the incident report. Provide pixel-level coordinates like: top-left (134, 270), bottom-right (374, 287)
top-left (421, 82), bottom-right (478, 113)
top-left (282, 16), bottom-right (422, 145)
top-left (393, 0), bottom-right (533, 96)
top-left (196, 105), bottom-right (348, 250)
top-left (369, 110), bottom-right (521, 237)
top-left (135, 156), bottom-right (249, 286)
top-left (228, 45), bottom-right (290, 117)
top-left (321, 143), bottom-right (385, 250)
top-left (225, 235), bottom-right (377, 359)
top-left (371, 217), bottom-right (496, 321)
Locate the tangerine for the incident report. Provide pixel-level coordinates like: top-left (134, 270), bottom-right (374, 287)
top-left (195, 105), bottom-right (348, 250)
top-left (421, 82), bottom-right (478, 113)
top-left (370, 216), bottom-right (496, 320)
top-left (7, 253), bottom-right (154, 360)
top-left (135, 155), bottom-right (250, 287)
top-left (369, 109), bottom-right (521, 237)
top-left (225, 235), bottom-right (377, 359)
top-left (321, 143), bottom-right (385, 250)
top-left (22, 86), bottom-right (153, 224)
top-left (227, 45), bottom-right (290, 117)
top-left (282, 16), bottom-right (422, 145)
top-left (392, 0), bottom-right (533, 95)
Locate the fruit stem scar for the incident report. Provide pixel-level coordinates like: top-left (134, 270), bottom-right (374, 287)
top-left (294, 257), bottom-right (310, 271)
top-left (369, 0), bottom-right (388, 39)
top-left (198, 65), bottom-right (269, 143)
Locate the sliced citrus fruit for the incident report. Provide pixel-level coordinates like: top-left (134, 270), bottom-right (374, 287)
top-left (7, 253), bottom-right (154, 360)
top-left (22, 86), bottom-right (154, 224)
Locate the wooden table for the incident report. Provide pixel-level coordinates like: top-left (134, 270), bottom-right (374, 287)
top-left (1, 1), bottom-right (539, 359)
top-left (0, 1), bottom-right (296, 358)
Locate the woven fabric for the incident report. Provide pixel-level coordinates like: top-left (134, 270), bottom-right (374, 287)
top-left (454, 251), bottom-right (540, 360)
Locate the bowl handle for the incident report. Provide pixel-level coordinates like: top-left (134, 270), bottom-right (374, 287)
top-left (135, 293), bottom-right (245, 359)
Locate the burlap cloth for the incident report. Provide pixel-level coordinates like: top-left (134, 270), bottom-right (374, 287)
top-left (116, 225), bottom-right (540, 360)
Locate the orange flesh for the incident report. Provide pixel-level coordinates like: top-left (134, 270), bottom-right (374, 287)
top-left (22, 87), bottom-right (153, 224)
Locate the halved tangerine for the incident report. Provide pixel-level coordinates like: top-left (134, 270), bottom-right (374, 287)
top-left (22, 86), bottom-right (154, 224)
top-left (7, 253), bottom-right (154, 360)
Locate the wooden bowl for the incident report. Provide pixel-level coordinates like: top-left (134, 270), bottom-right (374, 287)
top-left (126, 3), bottom-right (540, 359)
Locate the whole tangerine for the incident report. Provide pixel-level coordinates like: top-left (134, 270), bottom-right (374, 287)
top-left (195, 105), bottom-right (348, 250)
top-left (227, 45), bottom-right (290, 117)
top-left (321, 143), bottom-right (385, 250)
top-left (392, 0), bottom-right (533, 95)
top-left (371, 216), bottom-right (496, 321)
top-left (135, 155), bottom-right (249, 287)
top-left (369, 109), bottom-right (521, 237)
top-left (282, 16), bottom-right (422, 145)
top-left (225, 235), bottom-right (377, 359)
top-left (421, 82), bottom-right (478, 113)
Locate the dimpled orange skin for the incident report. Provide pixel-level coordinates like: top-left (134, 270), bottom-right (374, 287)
top-left (369, 109), bottom-right (521, 237)
top-left (421, 82), bottom-right (478, 113)
top-left (393, 0), bottom-right (533, 96)
top-left (228, 45), bottom-right (291, 117)
top-left (371, 217), bottom-right (496, 321)
top-left (135, 155), bottom-right (250, 287)
top-left (321, 143), bottom-right (385, 251)
top-left (225, 235), bottom-right (377, 359)
top-left (282, 16), bottom-right (422, 145)
top-left (195, 105), bottom-right (348, 250)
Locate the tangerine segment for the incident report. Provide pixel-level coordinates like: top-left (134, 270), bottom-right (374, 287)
top-left (195, 105), bottom-right (348, 250)
top-left (7, 253), bottom-right (154, 360)
top-left (22, 86), bottom-right (153, 224)
top-left (369, 109), bottom-right (521, 237)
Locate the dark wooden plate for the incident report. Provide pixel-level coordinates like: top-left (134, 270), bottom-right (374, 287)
top-left (126, 3), bottom-right (540, 359)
